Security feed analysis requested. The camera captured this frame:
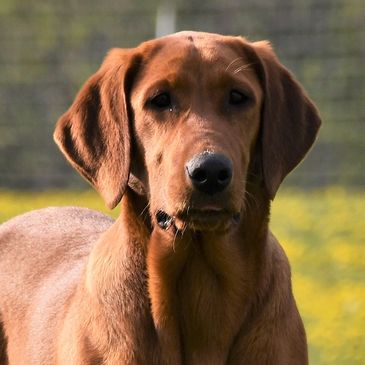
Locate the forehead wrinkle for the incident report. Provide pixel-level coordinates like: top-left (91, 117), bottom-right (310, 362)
top-left (138, 38), bottom-right (258, 98)
top-left (146, 36), bottom-right (244, 79)
top-left (142, 71), bottom-right (194, 94)
top-left (146, 47), bottom-right (202, 80)
top-left (196, 44), bottom-right (250, 76)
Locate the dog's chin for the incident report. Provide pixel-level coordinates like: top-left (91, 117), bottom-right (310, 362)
top-left (178, 209), bottom-right (237, 233)
top-left (156, 208), bottom-right (241, 234)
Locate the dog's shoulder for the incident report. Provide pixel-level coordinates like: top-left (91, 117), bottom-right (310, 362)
top-left (0, 206), bottom-right (113, 246)
top-left (1, 205), bottom-right (113, 234)
top-left (0, 206), bottom-right (114, 281)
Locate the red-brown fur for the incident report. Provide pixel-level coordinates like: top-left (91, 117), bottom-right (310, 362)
top-left (0, 31), bottom-right (321, 364)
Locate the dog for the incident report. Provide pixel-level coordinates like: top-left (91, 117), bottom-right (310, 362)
top-left (0, 31), bottom-right (321, 364)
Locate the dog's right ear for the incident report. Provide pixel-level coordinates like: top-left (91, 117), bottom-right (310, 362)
top-left (54, 49), bottom-right (141, 209)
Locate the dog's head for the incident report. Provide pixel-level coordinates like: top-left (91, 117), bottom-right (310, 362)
top-left (54, 31), bottom-right (321, 233)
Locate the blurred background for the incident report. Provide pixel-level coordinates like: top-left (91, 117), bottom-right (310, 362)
top-left (0, 0), bottom-right (364, 189)
top-left (0, 0), bottom-right (364, 364)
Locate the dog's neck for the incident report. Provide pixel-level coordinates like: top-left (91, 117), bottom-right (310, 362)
top-left (87, 188), bottom-right (270, 363)
top-left (144, 188), bottom-right (269, 362)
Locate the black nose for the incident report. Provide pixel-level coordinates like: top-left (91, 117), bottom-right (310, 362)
top-left (186, 152), bottom-right (233, 195)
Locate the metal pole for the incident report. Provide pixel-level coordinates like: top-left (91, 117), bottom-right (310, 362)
top-left (155, 0), bottom-right (176, 38)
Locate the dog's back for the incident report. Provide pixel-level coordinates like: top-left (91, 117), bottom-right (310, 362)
top-left (0, 207), bottom-right (113, 364)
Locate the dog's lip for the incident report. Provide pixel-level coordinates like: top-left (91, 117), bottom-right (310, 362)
top-left (173, 207), bottom-right (240, 231)
top-left (155, 204), bottom-right (241, 233)
top-left (196, 205), bottom-right (223, 212)
top-left (176, 207), bottom-right (230, 220)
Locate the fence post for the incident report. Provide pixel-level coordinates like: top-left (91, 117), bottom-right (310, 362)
top-left (155, 0), bottom-right (176, 37)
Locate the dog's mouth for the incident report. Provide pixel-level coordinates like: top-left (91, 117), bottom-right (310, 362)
top-left (155, 208), bottom-right (241, 233)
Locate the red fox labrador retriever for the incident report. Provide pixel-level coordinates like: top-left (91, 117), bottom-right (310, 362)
top-left (0, 31), bottom-right (320, 364)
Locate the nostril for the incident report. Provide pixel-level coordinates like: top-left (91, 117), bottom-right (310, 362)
top-left (191, 168), bottom-right (207, 183)
top-left (217, 169), bottom-right (231, 184)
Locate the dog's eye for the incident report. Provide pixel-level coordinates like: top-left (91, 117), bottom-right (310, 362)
top-left (150, 93), bottom-right (172, 109)
top-left (229, 90), bottom-right (250, 106)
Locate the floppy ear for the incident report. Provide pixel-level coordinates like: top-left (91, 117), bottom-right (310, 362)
top-left (54, 49), bottom-right (141, 209)
top-left (251, 41), bottom-right (321, 199)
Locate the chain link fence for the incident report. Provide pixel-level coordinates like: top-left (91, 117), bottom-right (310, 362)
top-left (0, 0), bottom-right (364, 190)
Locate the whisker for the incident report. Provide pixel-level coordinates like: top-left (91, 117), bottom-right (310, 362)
top-left (182, 225), bottom-right (191, 251)
top-left (244, 188), bottom-right (259, 212)
top-left (233, 62), bottom-right (254, 75)
top-left (172, 227), bottom-right (179, 253)
top-left (139, 202), bottom-right (151, 218)
top-left (225, 57), bottom-right (244, 72)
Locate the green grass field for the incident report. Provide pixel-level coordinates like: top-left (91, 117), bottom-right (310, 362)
top-left (0, 187), bottom-right (364, 364)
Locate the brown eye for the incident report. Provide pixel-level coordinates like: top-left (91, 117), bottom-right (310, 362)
top-left (229, 90), bottom-right (250, 106)
top-left (150, 93), bottom-right (171, 109)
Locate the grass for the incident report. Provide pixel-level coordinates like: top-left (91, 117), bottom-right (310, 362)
top-left (0, 187), bottom-right (364, 364)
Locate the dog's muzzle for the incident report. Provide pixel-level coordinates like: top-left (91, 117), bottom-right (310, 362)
top-left (155, 209), bottom-right (241, 233)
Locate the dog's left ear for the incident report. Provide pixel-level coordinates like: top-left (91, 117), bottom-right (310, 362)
top-left (54, 49), bottom-right (141, 209)
top-left (251, 41), bottom-right (321, 199)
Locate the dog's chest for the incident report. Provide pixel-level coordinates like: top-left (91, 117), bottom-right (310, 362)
top-left (174, 247), bottom-right (248, 364)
